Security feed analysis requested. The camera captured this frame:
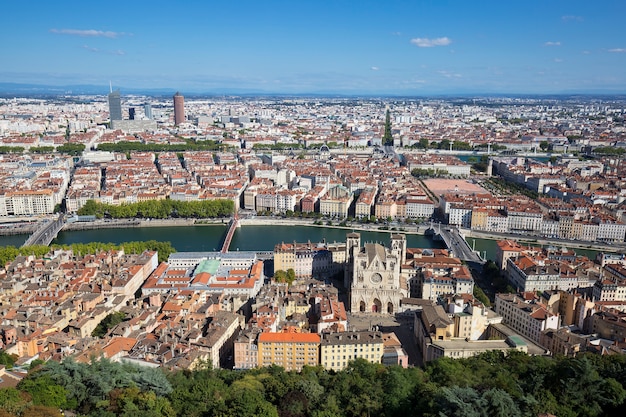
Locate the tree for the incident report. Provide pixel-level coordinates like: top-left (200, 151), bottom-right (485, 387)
top-left (107, 387), bottom-right (176, 417)
top-left (274, 269), bottom-right (296, 286)
top-left (0, 350), bottom-right (17, 368)
top-left (92, 311), bottom-right (126, 338)
top-left (18, 374), bottom-right (70, 409)
top-left (0, 387), bottom-right (29, 416)
top-left (411, 168), bottom-right (435, 178)
top-left (417, 138), bottom-right (429, 149)
top-left (57, 143), bottom-right (85, 156)
top-left (473, 285), bottom-right (491, 307)
top-left (471, 155), bottom-right (489, 172)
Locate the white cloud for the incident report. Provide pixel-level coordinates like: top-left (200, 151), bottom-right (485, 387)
top-left (608, 48), bottom-right (626, 53)
top-left (554, 58), bottom-right (563, 63)
top-left (544, 41), bottom-right (561, 46)
top-left (82, 45), bottom-right (99, 52)
top-left (391, 31), bottom-right (402, 36)
top-left (371, 66), bottom-right (379, 71)
top-left (50, 28), bottom-right (124, 38)
top-left (410, 37), bottom-right (452, 48)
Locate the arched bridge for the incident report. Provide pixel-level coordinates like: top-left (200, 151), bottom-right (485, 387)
top-left (22, 215), bottom-right (66, 247)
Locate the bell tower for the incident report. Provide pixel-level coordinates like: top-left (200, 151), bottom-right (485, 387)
top-left (345, 232), bottom-right (361, 288)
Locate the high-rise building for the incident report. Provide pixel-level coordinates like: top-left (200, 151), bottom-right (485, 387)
top-left (144, 103), bottom-right (153, 120)
top-left (129, 107), bottom-right (135, 120)
top-left (173, 92), bottom-right (184, 125)
top-left (108, 90), bottom-right (122, 121)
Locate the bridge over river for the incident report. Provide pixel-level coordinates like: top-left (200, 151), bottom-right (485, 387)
top-left (22, 215), bottom-right (66, 247)
top-left (220, 215), bottom-right (239, 253)
top-left (427, 223), bottom-right (486, 266)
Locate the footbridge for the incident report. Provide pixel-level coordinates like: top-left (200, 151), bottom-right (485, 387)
top-left (22, 215), bottom-right (66, 247)
top-left (220, 215), bottom-right (240, 253)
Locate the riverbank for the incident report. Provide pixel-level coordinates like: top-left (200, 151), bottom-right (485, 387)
top-left (49, 216), bottom-right (626, 255)
top-left (238, 216), bottom-right (427, 235)
top-left (62, 218), bottom-right (225, 231)
top-left (463, 228), bottom-right (624, 254)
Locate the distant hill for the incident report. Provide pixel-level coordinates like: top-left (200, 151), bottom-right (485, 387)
top-left (1, 82), bottom-right (626, 99)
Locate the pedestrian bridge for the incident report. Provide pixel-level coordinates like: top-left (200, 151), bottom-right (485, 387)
top-left (220, 215), bottom-right (239, 253)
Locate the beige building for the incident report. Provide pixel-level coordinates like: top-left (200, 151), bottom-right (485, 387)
top-left (320, 331), bottom-right (384, 371)
top-left (593, 264), bottom-right (626, 302)
top-left (427, 337), bottom-right (527, 362)
top-left (319, 185), bottom-right (353, 218)
top-left (374, 200), bottom-right (397, 220)
top-left (257, 332), bottom-right (320, 371)
top-left (589, 310), bottom-right (626, 341)
top-left (471, 207), bottom-right (489, 230)
top-left (414, 303), bottom-right (454, 361)
top-left (355, 187), bottom-right (376, 219)
top-left (415, 300), bottom-right (526, 362)
top-left (200, 311), bottom-right (243, 369)
top-left (495, 240), bottom-right (526, 271)
top-left (274, 240), bottom-right (345, 279)
top-left (494, 293), bottom-right (560, 344)
top-left (2, 189), bottom-right (55, 215)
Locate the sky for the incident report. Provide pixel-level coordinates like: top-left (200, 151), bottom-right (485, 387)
top-left (1, 0), bottom-right (626, 95)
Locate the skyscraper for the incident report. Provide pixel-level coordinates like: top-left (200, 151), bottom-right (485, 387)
top-left (108, 90), bottom-right (122, 121)
top-left (129, 107), bottom-right (135, 120)
top-left (173, 92), bottom-right (184, 125)
top-left (144, 103), bottom-right (153, 120)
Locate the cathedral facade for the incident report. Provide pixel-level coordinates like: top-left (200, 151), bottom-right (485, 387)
top-left (345, 232), bottom-right (408, 314)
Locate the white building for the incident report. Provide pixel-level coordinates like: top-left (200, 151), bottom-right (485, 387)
top-left (405, 195), bottom-right (435, 219)
top-left (494, 293), bottom-right (560, 344)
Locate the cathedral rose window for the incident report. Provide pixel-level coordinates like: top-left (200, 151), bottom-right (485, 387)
top-left (370, 273), bottom-right (382, 284)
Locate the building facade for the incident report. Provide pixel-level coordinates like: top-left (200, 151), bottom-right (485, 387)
top-left (108, 90), bottom-right (122, 121)
top-left (494, 293), bottom-right (560, 344)
top-left (257, 332), bottom-right (320, 371)
top-left (173, 92), bottom-right (185, 125)
top-left (320, 331), bottom-right (384, 371)
top-left (347, 233), bottom-right (408, 314)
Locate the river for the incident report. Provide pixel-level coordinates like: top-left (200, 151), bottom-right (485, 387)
top-left (0, 223), bottom-right (600, 262)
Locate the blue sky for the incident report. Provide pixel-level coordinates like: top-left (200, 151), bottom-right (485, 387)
top-left (1, 0), bottom-right (626, 95)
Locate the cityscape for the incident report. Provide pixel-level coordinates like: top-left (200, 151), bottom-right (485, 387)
top-left (1, 0), bottom-right (626, 416)
top-left (0, 90), bottom-right (625, 414)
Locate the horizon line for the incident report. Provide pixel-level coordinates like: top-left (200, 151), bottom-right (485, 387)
top-left (1, 81), bottom-right (626, 98)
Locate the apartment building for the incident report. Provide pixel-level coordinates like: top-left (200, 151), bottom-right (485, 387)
top-left (494, 293), bottom-right (560, 344)
top-left (506, 254), bottom-right (584, 293)
top-left (257, 332), bottom-right (320, 371)
top-left (320, 331), bottom-right (384, 371)
top-left (354, 187), bottom-right (376, 218)
top-left (273, 241), bottom-right (334, 279)
top-left (319, 185), bottom-right (353, 218)
top-left (592, 263), bottom-right (626, 301)
top-left (405, 194), bottom-right (435, 219)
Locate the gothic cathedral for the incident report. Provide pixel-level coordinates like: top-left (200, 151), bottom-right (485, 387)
top-left (345, 232), bottom-right (408, 314)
